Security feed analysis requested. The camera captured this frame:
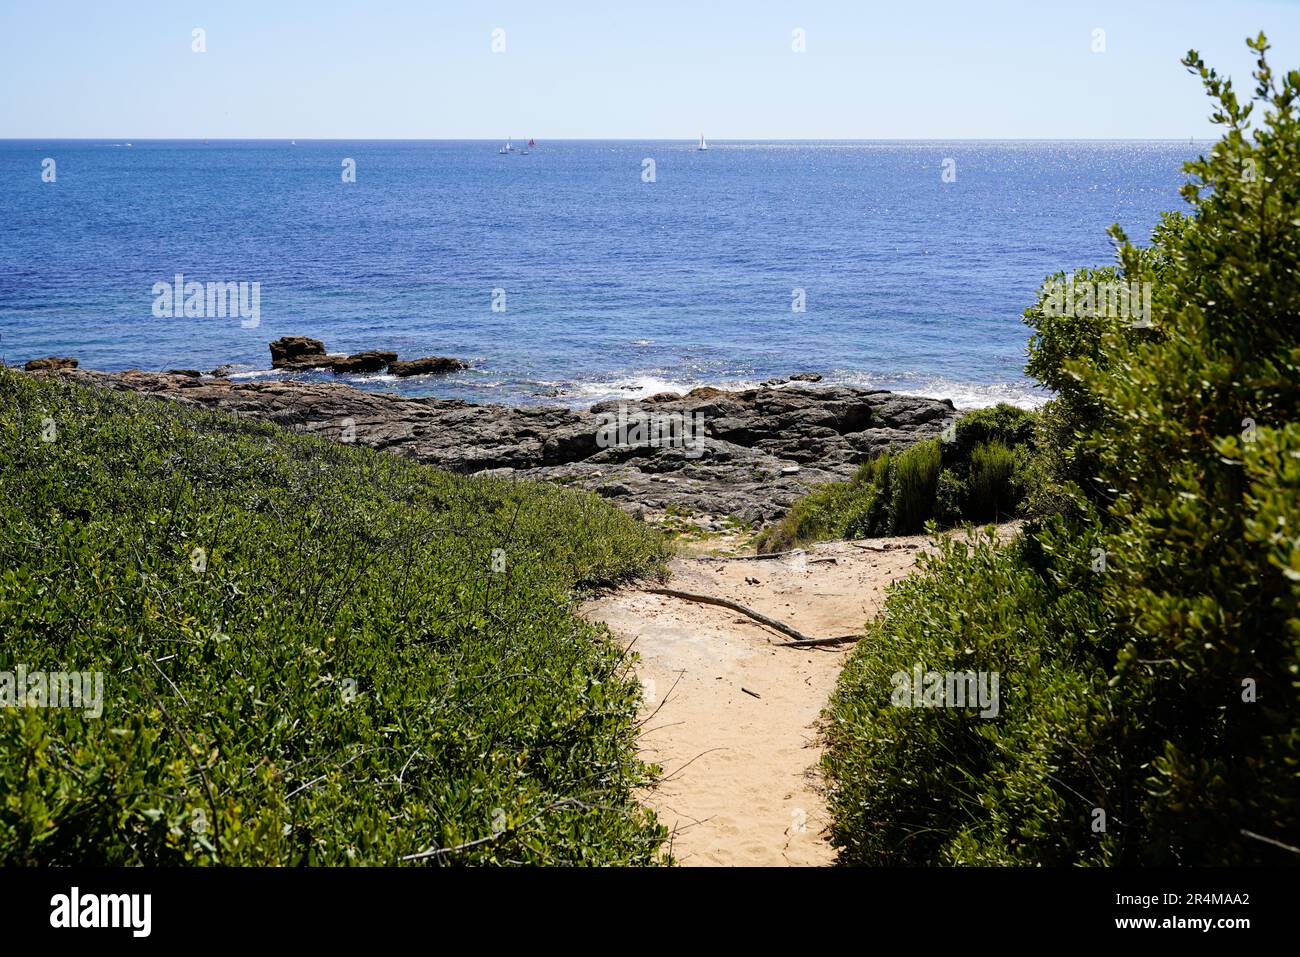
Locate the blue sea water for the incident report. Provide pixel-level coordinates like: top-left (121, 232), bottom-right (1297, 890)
top-left (0, 139), bottom-right (1203, 408)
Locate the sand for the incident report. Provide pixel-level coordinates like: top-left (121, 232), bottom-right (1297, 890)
top-left (582, 532), bottom-right (945, 867)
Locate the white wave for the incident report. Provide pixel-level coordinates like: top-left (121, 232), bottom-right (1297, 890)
top-left (811, 371), bottom-right (1048, 409)
top-left (568, 374), bottom-right (764, 401)
top-left (568, 371), bottom-right (1047, 410)
top-left (223, 364), bottom-right (1046, 412)
top-left (344, 373), bottom-right (398, 383)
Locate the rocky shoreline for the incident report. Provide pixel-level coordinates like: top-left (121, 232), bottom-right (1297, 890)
top-left (19, 344), bottom-right (960, 526)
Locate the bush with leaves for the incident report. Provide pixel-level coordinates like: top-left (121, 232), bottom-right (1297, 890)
top-left (824, 35), bottom-right (1300, 865)
top-left (0, 369), bottom-right (671, 865)
top-left (755, 404), bottom-right (1037, 552)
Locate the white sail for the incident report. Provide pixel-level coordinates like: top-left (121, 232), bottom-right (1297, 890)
top-left (698, 134), bottom-right (708, 151)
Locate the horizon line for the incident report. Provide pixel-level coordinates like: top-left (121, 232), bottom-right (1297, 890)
top-left (0, 136), bottom-right (1216, 143)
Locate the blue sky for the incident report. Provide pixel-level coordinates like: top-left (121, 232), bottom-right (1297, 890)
top-left (2, 0), bottom-right (1299, 138)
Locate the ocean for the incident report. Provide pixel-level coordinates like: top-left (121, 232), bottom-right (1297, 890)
top-left (0, 139), bottom-right (1203, 409)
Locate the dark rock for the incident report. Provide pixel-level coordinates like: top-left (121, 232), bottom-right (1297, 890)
top-left (286, 354), bottom-right (340, 370)
top-left (210, 365), bottom-right (237, 377)
top-left (331, 351), bottom-right (397, 375)
top-left (388, 356), bottom-right (468, 377)
top-left (24, 357), bottom-right (79, 372)
top-left (686, 386), bottom-right (729, 400)
top-left (789, 372), bottom-right (823, 382)
top-left (269, 336), bottom-right (326, 368)
top-left (30, 368), bottom-right (961, 525)
top-left (165, 369), bottom-right (202, 378)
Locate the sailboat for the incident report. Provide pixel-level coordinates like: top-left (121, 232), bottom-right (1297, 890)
top-left (697, 134), bottom-right (708, 151)
top-left (498, 137), bottom-right (514, 155)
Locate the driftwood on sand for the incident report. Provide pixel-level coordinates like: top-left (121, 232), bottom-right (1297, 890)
top-left (694, 549), bottom-right (807, 562)
top-left (643, 587), bottom-right (860, 648)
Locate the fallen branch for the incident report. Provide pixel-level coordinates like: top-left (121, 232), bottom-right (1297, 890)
top-left (1241, 829), bottom-right (1300, 856)
top-left (645, 587), bottom-right (811, 641)
top-left (849, 541), bottom-right (920, 552)
top-left (643, 586), bottom-right (861, 648)
top-left (693, 549), bottom-right (806, 562)
top-left (778, 633), bottom-right (862, 648)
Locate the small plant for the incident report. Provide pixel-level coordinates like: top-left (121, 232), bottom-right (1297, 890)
top-left (755, 405), bottom-right (1037, 551)
top-left (967, 440), bottom-right (1018, 521)
top-left (889, 439), bottom-right (942, 534)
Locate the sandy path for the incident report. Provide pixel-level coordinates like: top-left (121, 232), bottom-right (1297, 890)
top-left (583, 533), bottom-right (938, 866)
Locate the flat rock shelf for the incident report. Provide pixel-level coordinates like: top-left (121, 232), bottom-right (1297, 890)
top-left (26, 367), bottom-right (960, 524)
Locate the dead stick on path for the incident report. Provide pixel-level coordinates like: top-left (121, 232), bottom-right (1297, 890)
top-left (644, 587), bottom-right (860, 648)
top-left (849, 541), bottom-right (920, 552)
top-left (693, 549), bottom-right (806, 562)
top-left (778, 633), bottom-right (861, 648)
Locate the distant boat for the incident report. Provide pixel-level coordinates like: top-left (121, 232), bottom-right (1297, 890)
top-left (697, 134), bottom-right (708, 151)
top-left (528, 138), bottom-right (535, 147)
top-left (291, 140), bottom-right (296, 145)
top-left (498, 137), bottom-right (514, 155)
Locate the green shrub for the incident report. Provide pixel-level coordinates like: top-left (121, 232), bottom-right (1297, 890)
top-left (888, 439), bottom-right (942, 534)
top-left (756, 405), bottom-right (1037, 551)
top-left (951, 404), bottom-right (1038, 458)
top-left (823, 526), bottom-right (1115, 865)
top-left (753, 481), bottom-right (860, 553)
top-left (839, 483), bottom-right (886, 540)
top-left (858, 449), bottom-right (895, 488)
top-left (933, 469), bottom-right (967, 525)
top-left (967, 441), bottom-right (1019, 521)
top-left (825, 35), bottom-right (1300, 865)
top-left (0, 369), bottom-right (671, 865)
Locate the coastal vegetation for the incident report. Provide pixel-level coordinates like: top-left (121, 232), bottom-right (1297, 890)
top-left (0, 369), bottom-right (670, 865)
top-left (823, 37), bottom-right (1300, 865)
top-left (754, 403), bottom-right (1036, 553)
top-left (3, 33), bottom-right (1294, 873)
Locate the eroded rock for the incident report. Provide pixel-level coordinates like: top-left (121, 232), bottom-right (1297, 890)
top-left (269, 336), bottom-right (326, 368)
top-left (30, 368), bottom-right (960, 526)
top-left (331, 351), bottom-right (397, 375)
top-left (388, 356), bottom-right (468, 377)
top-left (24, 357), bottom-right (79, 372)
